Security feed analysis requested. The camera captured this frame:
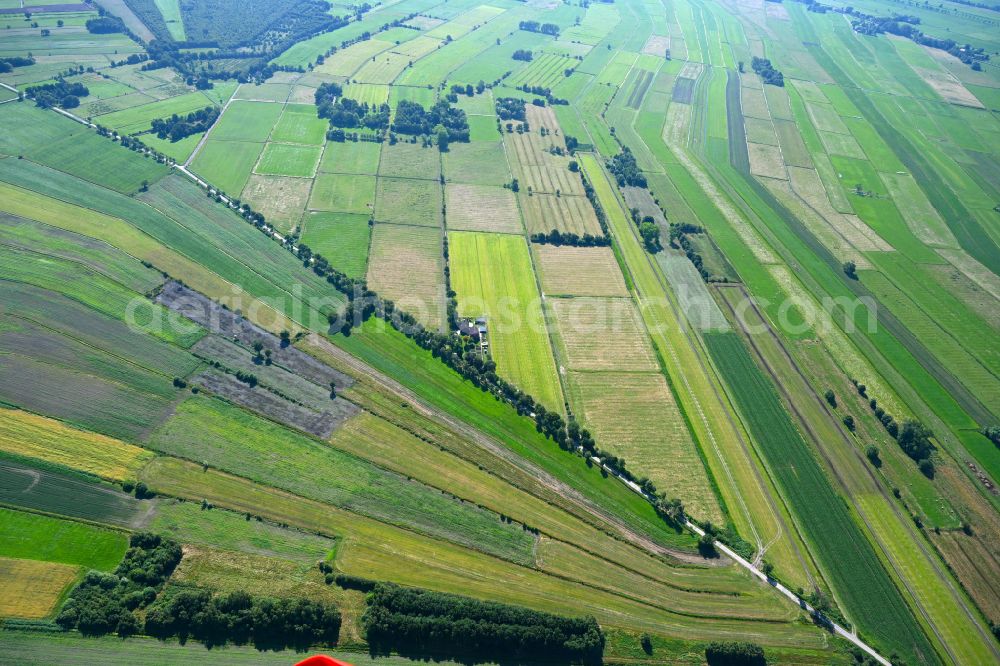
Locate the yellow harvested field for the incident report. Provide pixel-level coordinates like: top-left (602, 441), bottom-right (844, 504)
top-left (0, 409), bottom-right (153, 481)
top-left (445, 184), bottom-right (522, 233)
top-left (550, 297), bottom-right (657, 371)
top-left (534, 245), bottom-right (628, 297)
top-left (911, 66), bottom-right (983, 108)
top-left (740, 86), bottom-right (770, 119)
top-left (565, 371), bottom-right (715, 518)
top-left (748, 142), bottom-right (787, 180)
top-left (0, 557), bottom-right (79, 619)
top-left (504, 128), bottom-right (584, 195)
top-left (519, 193), bottom-right (603, 236)
top-left (366, 223), bottom-right (445, 330)
top-left (315, 39), bottom-right (393, 77)
top-left (240, 175), bottom-right (312, 234)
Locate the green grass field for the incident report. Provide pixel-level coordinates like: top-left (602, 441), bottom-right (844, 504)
top-left (254, 142), bottom-right (322, 177)
top-left (269, 104), bottom-right (329, 145)
top-left (0, 105), bottom-right (169, 194)
top-left (320, 139), bottom-right (382, 175)
top-left (209, 101), bottom-right (283, 142)
top-left (447, 231), bottom-right (563, 411)
top-left (309, 173), bottom-right (376, 214)
top-left (300, 211), bottom-right (371, 277)
top-left (0, 507), bottom-right (127, 571)
top-left (189, 140), bottom-right (262, 194)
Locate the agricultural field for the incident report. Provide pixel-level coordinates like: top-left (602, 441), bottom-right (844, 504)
top-left (366, 223), bottom-right (446, 329)
top-left (4, 0), bottom-right (1000, 662)
top-left (448, 231), bottom-right (563, 411)
top-left (300, 211), bottom-right (372, 277)
top-left (0, 557), bottom-right (80, 620)
top-left (533, 245), bottom-right (629, 297)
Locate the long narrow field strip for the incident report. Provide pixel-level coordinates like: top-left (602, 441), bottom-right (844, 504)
top-left (142, 457), bottom-right (827, 648)
top-left (93, 91), bottom-right (218, 135)
top-left (315, 39), bottom-right (396, 76)
top-left (448, 231), bottom-right (563, 411)
top-left (0, 409), bottom-right (153, 482)
top-left (445, 184), bottom-right (521, 233)
top-left (550, 297), bottom-right (658, 371)
top-left (580, 153), bottom-right (791, 566)
top-left (508, 53), bottom-right (578, 90)
top-left (534, 245), bottom-right (628, 297)
top-left (366, 223), bottom-right (445, 330)
top-left (703, 330), bottom-right (937, 664)
top-left (0, 558), bottom-right (80, 620)
top-left (147, 395), bottom-right (536, 564)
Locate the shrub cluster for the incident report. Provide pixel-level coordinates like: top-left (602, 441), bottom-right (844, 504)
top-left (85, 16), bottom-right (125, 33)
top-left (750, 57), bottom-right (783, 87)
top-left (391, 99), bottom-right (469, 141)
top-left (0, 56), bottom-right (34, 73)
top-left (363, 583), bottom-right (604, 664)
top-left (607, 147), bottom-right (646, 187)
top-left (705, 640), bottom-right (766, 665)
top-left (56, 533), bottom-right (181, 636)
top-left (495, 96), bottom-right (526, 121)
top-left (512, 49), bottom-right (533, 61)
top-left (319, 96), bottom-right (390, 130)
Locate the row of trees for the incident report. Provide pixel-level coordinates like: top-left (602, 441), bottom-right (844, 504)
top-left (150, 106), bottom-right (220, 142)
top-left (518, 20), bottom-right (560, 36)
top-left (857, 380), bottom-right (937, 478)
top-left (0, 55), bottom-right (33, 73)
top-left (25, 80), bottom-right (89, 109)
top-left (85, 16), bottom-right (125, 34)
top-left (363, 583), bottom-right (604, 664)
top-left (530, 230), bottom-right (611, 247)
top-left (850, 12), bottom-right (989, 69)
top-left (144, 588), bottom-right (341, 650)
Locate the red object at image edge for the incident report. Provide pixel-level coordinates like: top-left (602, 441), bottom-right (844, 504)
top-left (294, 656), bottom-right (353, 666)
